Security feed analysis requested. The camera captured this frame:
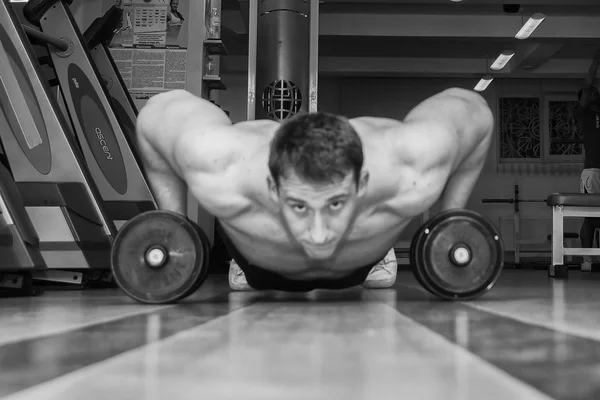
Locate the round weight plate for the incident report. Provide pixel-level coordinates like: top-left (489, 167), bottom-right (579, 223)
top-left (412, 209), bottom-right (504, 300)
top-left (111, 210), bottom-right (209, 304)
top-left (409, 217), bottom-right (436, 295)
top-left (179, 224), bottom-right (212, 300)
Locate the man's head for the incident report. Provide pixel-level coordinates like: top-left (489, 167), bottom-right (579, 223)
top-left (578, 86), bottom-right (600, 105)
top-left (267, 112), bottom-right (369, 260)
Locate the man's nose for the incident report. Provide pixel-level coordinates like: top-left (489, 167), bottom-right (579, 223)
top-left (308, 213), bottom-right (329, 244)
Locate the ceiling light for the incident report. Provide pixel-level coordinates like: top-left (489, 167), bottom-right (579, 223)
top-left (474, 76), bottom-right (494, 92)
top-left (490, 50), bottom-right (515, 71)
top-left (515, 13), bottom-right (546, 40)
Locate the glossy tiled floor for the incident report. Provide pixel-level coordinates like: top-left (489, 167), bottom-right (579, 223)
top-left (1, 270), bottom-right (600, 400)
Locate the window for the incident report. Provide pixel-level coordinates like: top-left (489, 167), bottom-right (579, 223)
top-left (545, 96), bottom-right (582, 162)
top-left (498, 95), bottom-right (583, 164)
top-left (499, 97), bottom-right (540, 161)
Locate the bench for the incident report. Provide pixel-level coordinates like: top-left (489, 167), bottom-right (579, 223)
top-left (547, 193), bottom-right (600, 278)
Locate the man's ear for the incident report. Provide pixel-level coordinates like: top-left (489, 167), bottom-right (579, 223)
top-left (267, 175), bottom-right (279, 203)
top-left (357, 170), bottom-right (369, 197)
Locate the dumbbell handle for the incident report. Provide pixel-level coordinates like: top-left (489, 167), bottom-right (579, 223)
top-left (482, 198), bottom-right (545, 203)
top-left (482, 198), bottom-right (514, 203)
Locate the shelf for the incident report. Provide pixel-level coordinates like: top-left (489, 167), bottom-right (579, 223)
top-left (202, 76), bottom-right (227, 91)
top-left (204, 39), bottom-right (228, 56)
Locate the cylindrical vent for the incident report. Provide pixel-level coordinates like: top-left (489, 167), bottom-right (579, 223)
top-left (256, 0), bottom-right (310, 121)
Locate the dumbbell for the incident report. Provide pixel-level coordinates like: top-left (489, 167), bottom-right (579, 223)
top-left (409, 209), bottom-right (504, 300)
top-left (111, 210), bottom-right (211, 304)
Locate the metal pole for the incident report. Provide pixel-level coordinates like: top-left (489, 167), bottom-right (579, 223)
top-left (247, 0), bottom-right (257, 120)
top-left (22, 25), bottom-right (69, 52)
top-left (309, 0), bottom-right (319, 113)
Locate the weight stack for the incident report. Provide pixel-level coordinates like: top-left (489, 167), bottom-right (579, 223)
top-left (255, 0), bottom-right (310, 121)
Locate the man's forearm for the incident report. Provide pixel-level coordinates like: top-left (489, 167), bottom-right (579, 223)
top-left (439, 131), bottom-right (491, 212)
top-left (137, 125), bottom-right (189, 216)
top-left (439, 164), bottom-right (485, 211)
top-left (145, 169), bottom-right (188, 216)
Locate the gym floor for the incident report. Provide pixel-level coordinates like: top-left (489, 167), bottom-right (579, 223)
top-left (0, 270), bottom-right (599, 400)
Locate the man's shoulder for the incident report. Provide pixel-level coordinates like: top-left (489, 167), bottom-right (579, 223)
top-left (232, 119), bottom-right (281, 134)
top-left (349, 116), bottom-right (401, 133)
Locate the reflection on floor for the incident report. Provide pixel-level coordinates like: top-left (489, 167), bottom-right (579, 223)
top-left (0, 270), bottom-right (600, 400)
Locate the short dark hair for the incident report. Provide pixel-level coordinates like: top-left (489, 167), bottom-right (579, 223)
top-left (579, 86), bottom-right (599, 100)
top-left (268, 112), bottom-right (364, 187)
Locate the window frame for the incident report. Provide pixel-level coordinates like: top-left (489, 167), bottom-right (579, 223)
top-left (497, 95), bottom-right (542, 164)
top-left (497, 93), bottom-right (584, 166)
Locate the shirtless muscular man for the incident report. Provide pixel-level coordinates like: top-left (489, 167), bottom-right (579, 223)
top-left (135, 87), bottom-right (494, 292)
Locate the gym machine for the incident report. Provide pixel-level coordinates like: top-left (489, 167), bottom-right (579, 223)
top-left (22, 3), bottom-right (138, 151)
top-left (33, 4), bottom-right (138, 146)
top-left (482, 185), bottom-right (580, 268)
top-left (83, 5), bottom-right (138, 146)
top-left (22, 0), bottom-right (156, 230)
top-left (0, 0), bottom-right (117, 286)
top-left (0, 146), bottom-right (45, 297)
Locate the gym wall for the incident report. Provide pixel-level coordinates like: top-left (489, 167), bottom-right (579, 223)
top-left (64, 2), bottom-right (589, 252)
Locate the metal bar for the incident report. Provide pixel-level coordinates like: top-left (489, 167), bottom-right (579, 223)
top-left (564, 248), bottom-right (600, 256)
top-left (562, 207), bottom-right (600, 218)
top-left (22, 25), bottom-right (68, 52)
top-left (308, 0), bottom-right (319, 113)
top-left (481, 198), bottom-right (545, 203)
top-left (552, 206), bottom-right (564, 267)
top-left (514, 207), bottom-right (520, 263)
top-left (482, 199), bottom-right (514, 203)
top-left (247, 0), bottom-right (257, 120)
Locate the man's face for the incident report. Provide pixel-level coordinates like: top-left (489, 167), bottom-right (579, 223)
top-left (268, 170), bottom-right (369, 260)
top-left (592, 87), bottom-right (600, 104)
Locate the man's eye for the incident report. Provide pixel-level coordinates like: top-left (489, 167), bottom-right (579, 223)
top-left (292, 204), bottom-right (306, 213)
top-left (330, 201), bottom-right (345, 210)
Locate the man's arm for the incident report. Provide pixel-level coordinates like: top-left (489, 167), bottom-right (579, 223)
top-left (403, 88), bottom-right (494, 211)
top-left (580, 49), bottom-right (600, 108)
top-left (136, 90), bottom-right (238, 216)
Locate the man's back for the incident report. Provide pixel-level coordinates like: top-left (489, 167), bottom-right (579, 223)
top-left (135, 88), bottom-right (492, 283)
top-left (178, 116), bottom-right (453, 278)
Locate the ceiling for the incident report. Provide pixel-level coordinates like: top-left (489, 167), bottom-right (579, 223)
top-left (219, 0), bottom-right (600, 79)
